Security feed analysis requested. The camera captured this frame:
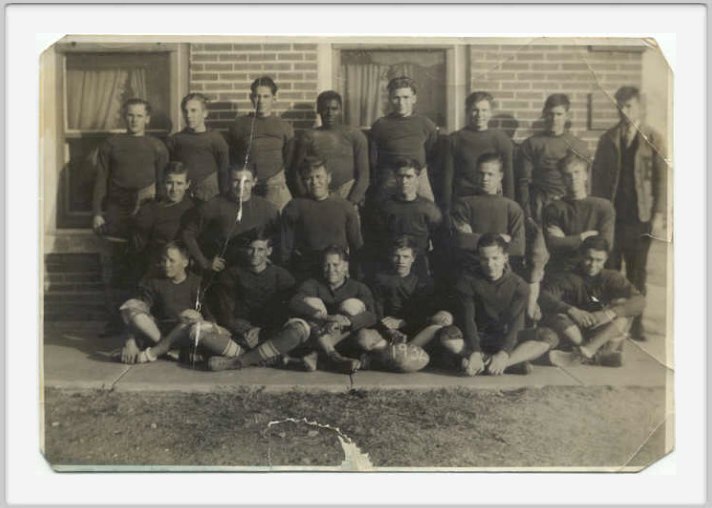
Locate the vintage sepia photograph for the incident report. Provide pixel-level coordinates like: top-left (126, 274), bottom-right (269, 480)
top-left (39, 34), bottom-right (673, 471)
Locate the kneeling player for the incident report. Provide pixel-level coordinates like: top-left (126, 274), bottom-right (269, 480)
top-left (540, 235), bottom-right (645, 367)
top-left (118, 242), bottom-right (240, 364)
top-left (206, 231), bottom-right (312, 371)
top-left (354, 236), bottom-right (450, 372)
top-left (450, 233), bottom-right (559, 376)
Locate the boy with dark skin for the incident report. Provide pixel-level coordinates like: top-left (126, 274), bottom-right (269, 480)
top-left (291, 90), bottom-right (369, 206)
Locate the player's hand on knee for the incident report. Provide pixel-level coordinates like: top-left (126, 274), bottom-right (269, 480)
top-left (567, 307), bottom-right (597, 329)
top-left (92, 214), bottom-right (106, 234)
top-left (244, 327), bottom-right (261, 349)
top-left (121, 337), bottom-right (140, 364)
top-left (210, 256), bottom-right (226, 272)
top-left (487, 351), bottom-right (509, 376)
top-left (527, 302), bottom-right (542, 322)
top-left (381, 316), bottom-right (404, 330)
top-left (463, 351), bottom-right (485, 376)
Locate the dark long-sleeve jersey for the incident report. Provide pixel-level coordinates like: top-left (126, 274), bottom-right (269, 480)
top-left (166, 129), bottom-right (230, 195)
top-left (280, 196), bottom-right (363, 264)
top-left (370, 271), bottom-right (436, 327)
top-left (364, 196), bottom-right (443, 253)
top-left (451, 194), bottom-right (525, 257)
top-left (369, 113), bottom-right (438, 184)
top-left (212, 264), bottom-right (296, 332)
top-left (540, 268), bottom-right (645, 318)
top-left (181, 194), bottom-right (280, 270)
top-left (291, 126), bottom-right (370, 204)
top-left (136, 272), bottom-right (202, 327)
top-left (516, 132), bottom-right (589, 215)
top-left (454, 269), bottom-right (529, 354)
top-left (132, 197), bottom-right (195, 262)
top-left (289, 278), bottom-right (377, 331)
top-left (93, 134), bottom-right (169, 214)
top-left (443, 127), bottom-right (515, 210)
top-left (542, 196), bottom-right (616, 271)
top-left (227, 114), bottom-right (295, 181)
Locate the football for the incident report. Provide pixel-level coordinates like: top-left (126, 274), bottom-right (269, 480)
top-left (381, 343), bottom-right (430, 373)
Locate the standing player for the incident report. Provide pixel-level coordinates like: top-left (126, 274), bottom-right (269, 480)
top-left (369, 76), bottom-right (439, 202)
top-left (181, 165), bottom-right (280, 273)
top-left (516, 94), bottom-right (589, 223)
top-left (543, 151), bottom-right (615, 273)
top-left (166, 93), bottom-right (230, 202)
top-left (590, 86), bottom-right (668, 342)
top-left (281, 158), bottom-right (363, 281)
top-left (227, 76), bottom-right (295, 210)
top-left (450, 234), bottom-right (559, 376)
top-left (540, 235), bottom-right (646, 366)
top-left (92, 98), bottom-right (169, 332)
top-left (443, 91), bottom-right (515, 213)
top-left (291, 90), bottom-right (369, 206)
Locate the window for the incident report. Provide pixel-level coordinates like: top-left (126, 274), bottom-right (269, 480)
top-left (335, 48), bottom-right (451, 130)
top-left (56, 46), bottom-right (185, 229)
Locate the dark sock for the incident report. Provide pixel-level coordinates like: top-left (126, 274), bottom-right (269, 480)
top-left (239, 323), bottom-right (307, 367)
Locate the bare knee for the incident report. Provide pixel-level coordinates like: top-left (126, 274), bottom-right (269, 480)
top-left (339, 298), bottom-right (366, 317)
top-left (285, 318), bottom-right (311, 344)
top-left (356, 329), bottom-right (386, 351)
top-left (303, 297), bottom-right (328, 316)
top-left (438, 325), bottom-right (465, 355)
top-left (119, 298), bottom-right (150, 325)
top-left (429, 311), bottom-right (453, 327)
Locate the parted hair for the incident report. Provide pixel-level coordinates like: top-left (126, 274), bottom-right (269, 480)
top-left (543, 93), bottom-right (571, 112)
top-left (476, 152), bottom-right (504, 171)
top-left (390, 235), bottom-right (420, 258)
top-left (322, 244), bottom-right (349, 263)
top-left (465, 91), bottom-right (494, 110)
top-left (180, 93), bottom-right (209, 111)
top-left (580, 235), bottom-right (611, 254)
top-left (122, 98), bottom-right (152, 115)
top-left (477, 233), bottom-right (510, 254)
top-left (387, 76), bottom-right (417, 95)
top-left (164, 161), bottom-right (189, 179)
top-left (162, 241), bottom-right (190, 260)
top-left (614, 86), bottom-right (641, 104)
top-left (299, 157), bottom-right (329, 179)
top-left (250, 76), bottom-right (278, 95)
top-left (391, 156), bottom-right (422, 175)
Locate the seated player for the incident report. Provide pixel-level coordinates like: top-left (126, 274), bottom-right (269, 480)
top-left (369, 76), bottom-right (438, 202)
top-left (516, 93), bottom-right (589, 223)
top-left (281, 158), bottom-right (363, 281)
top-left (118, 242), bottom-right (239, 365)
top-left (288, 245), bottom-right (377, 373)
top-left (131, 162), bottom-right (195, 277)
top-left (540, 235), bottom-right (646, 367)
top-left (450, 234), bottom-right (559, 376)
top-left (354, 236), bottom-right (452, 373)
top-left (451, 152), bottom-right (525, 266)
top-left (227, 76), bottom-right (295, 210)
top-left (363, 157), bottom-right (442, 279)
top-left (166, 92), bottom-right (230, 202)
top-left (205, 231), bottom-right (312, 371)
top-left (442, 91), bottom-right (515, 213)
top-left (291, 90), bottom-right (369, 206)
top-left (182, 165), bottom-right (280, 273)
top-left (543, 151), bottom-right (615, 272)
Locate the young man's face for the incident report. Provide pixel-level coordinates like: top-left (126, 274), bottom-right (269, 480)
top-left (251, 85), bottom-right (275, 117)
top-left (389, 87), bottom-right (417, 117)
top-left (303, 166), bottom-right (331, 200)
top-left (618, 97), bottom-right (641, 125)
top-left (562, 161), bottom-right (589, 198)
top-left (468, 99), bottom-right (492, 131)
top-left (231, 170), bottom-right (255, 200)
top-left (478, 244), bottom-right (508, 281)
top-left (581, 248), bottom-right (608, 277)
top-left (245, 239), bottom-right (272, 270)
top-left (544, 105), bottom-right (568, 135)
top-left (162, 247), bottom-right (189, 280)
top-left (477, 160), bottom-right (503, 195)
top-left (164, 173), bottom-right (190, 204)
top-left (318, 99), bottom-right (342, 128)
top-left (124, 104), bottom-right (150, 136)
top-left (391, 247), bottom-right (415, 277)
top-left (323, 253), bottom-right (348, 286)
top-left (395, 166), bottom-right (419, 200)
top-left (182, 99), bottom-right (208, 132)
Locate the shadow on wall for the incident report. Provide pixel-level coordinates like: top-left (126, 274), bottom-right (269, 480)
top-left (489, 114), bottom-right (520, 140)
top-left (282, 103), bottom-right (318, 131)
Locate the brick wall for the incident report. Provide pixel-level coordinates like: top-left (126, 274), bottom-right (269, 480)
top-left (190, 42), bottom-right (320, 132)
top-left (469, 44), bottom-right (643, 154)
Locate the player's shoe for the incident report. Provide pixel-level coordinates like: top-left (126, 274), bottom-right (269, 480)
top-left (548, 350), bottom-right (591, 367)
top-left (505, 361), bottom-right (533, 375)
top-left (594, 350), bottom-right (624, 367)
top-left (207, 356), bottom-right (243, 371)
top-left (326, 351), bottom-right (361, 374)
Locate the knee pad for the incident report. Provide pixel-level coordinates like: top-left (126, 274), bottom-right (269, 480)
top-left (438, 325), bottom-right (465, 354)
top-left (284, 318), bottom-right (311, 342)
top-left (535, 327), bottom-right (560, 349)
top-left (356, 329), bottom-right (385, 351)
top-left (429, 311), bottom-right (454, 327)
top-left (119, 298), bottom-right (151, 324)
top-left (302, 297), bottom-right (328, 315)
top-left (339, 298), bottom-right (365, 316)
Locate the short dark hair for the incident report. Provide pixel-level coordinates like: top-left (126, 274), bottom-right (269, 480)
top-left (237, 228), bottom-right (273, 248)
top-left (164, 161), bottom-right (189, 179)
top-left (230, 163), bottom-right (256, 177)
top-left (322, 244), bottom-right (349, 263)
top-left (543, 93), bottom-right (571, 112)
top-left (614, 86), bottom-right (640, 105)
top-left (391, 156), bottom-right (422, 175)
top-left (299, 157), bottom-right (329, 179)
top-left (122, 98), bottom-right (152, 116)
top-left (390, 235), bottom-right (419, 257)
top-left (558, 150), bottom-right (590, 172)
top-left (387, 76), bottom-right (417, 95)
top-left (465, 91), bottom-right (494, 110)
top-left (181, 93), bottom-right (209, 111)
top-left (316, 90), bottom-right (342, 112)
top-left (477, 233), bottom-right (510, 254)
top-left (162, 241), bottom-right (190, 260)
top-left (580, 235), bottom-right (610, 254)
top-left (476, 152), bottom-right (504, 171)
top-left (250, 76), bottom-right (278, 95)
